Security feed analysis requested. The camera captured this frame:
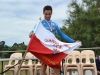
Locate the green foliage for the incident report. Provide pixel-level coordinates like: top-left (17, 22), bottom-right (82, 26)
top-left (12, 42), bottom-right (27, 50)
top-left (57, 0), bottom-right (100, 55)
top-left (0, 41), bottom-right (27, 58)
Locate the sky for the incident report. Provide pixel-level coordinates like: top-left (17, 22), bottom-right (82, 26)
top-left (0, 0), bottom-right (81, 46)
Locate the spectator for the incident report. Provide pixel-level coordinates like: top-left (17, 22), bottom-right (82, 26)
top-left (96, 55), bottom-right (100, 75)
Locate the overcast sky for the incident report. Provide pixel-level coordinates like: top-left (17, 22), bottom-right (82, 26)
top-left (0, 0), bottom-right (81, 46)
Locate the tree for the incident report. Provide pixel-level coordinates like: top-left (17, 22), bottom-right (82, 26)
top-left (60, 0), bottom-right (100, 54)
top-left (0, 41), bottom-right (5, 50)
top-left (63, 0), bottom-right (100, 47)
top-left (0, 41), bottom-right (27, 58)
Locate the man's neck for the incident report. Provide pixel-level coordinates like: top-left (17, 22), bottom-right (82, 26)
top-left (44, 19), bottom-right (51, 21)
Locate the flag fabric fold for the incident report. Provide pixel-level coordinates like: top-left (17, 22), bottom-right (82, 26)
top-left (27, 20), bottom-right (82, 69)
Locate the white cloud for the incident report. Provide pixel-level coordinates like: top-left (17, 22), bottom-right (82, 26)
top-left (0, 0), bottom-right (77, 46)
top-left (0, 0), bottom-right (47, 2)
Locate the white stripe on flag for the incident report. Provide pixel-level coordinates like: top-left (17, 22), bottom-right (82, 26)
top-left (34, 20), bottom-right (82, 54)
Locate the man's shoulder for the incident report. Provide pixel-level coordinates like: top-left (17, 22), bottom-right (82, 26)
top-left (51, 21), bottom-right (58, 28)
top-left (41, 19), bottom-right (44, 23)
top-left (52, 21), bottom-right (57, 25)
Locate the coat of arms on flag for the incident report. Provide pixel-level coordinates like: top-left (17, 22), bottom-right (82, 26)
top-left (27, 20), bottom-right (82, 69)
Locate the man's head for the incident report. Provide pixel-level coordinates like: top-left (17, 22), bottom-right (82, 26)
top-left (43, 5), bottom-right (52, 21)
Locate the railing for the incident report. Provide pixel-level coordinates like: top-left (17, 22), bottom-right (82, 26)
top-left (76, 47), bottom-right (100, 50)
top-left (0, 48), bottom-right (99, 75)
top-left (0, 50), bottom-right (25, 53)
top-left (0, 47), bottom-right (100, 53)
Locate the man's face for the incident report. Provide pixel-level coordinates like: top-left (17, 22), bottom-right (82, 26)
top-left (43, 10), bottom-right (52, 21)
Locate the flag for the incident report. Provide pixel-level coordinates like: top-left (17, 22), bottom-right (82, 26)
top-left (27, 20), bottom-right (81, 69)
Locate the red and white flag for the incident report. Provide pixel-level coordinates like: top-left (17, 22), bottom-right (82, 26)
top-left (27, 20), bottom-right (81, 68)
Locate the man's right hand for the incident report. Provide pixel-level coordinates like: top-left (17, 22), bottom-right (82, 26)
top-left (53, 49), bottom-right (60, 54)
top-left (29, 33), bottom-right (34, 38)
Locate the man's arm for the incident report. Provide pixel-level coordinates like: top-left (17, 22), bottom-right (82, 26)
top-left (56, 27), bottom-right (75, 43)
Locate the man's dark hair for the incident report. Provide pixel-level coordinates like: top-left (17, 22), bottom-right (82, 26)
top-left (43, 5), bottom-right (52, 13)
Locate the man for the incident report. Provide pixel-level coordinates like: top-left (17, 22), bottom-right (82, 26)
top-left (29, 5), bottom-right (81, 75)
top-left (96, 55), bottom-right (100, 75)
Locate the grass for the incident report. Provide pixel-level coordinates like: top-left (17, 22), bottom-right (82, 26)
top-left (0, 61), bottom-right (12, 75)
top-left (0, 61), bottom-right (32, 75)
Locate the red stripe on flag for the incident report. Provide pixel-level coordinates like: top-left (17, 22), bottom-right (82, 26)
top-left (30, 52), bottom-right (67, 68)
top-left (27, 35), bottom-right (68, 68)
top-left (27, 35), bottom-right (53, 54)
